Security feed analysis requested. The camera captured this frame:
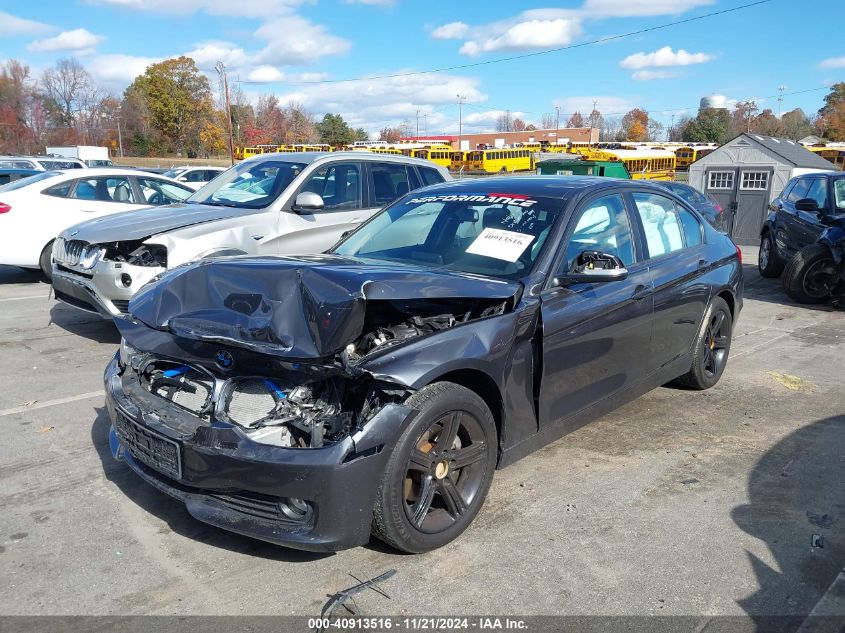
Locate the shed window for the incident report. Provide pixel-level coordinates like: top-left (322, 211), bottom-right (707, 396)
top-left (708, 171), bottom-right (734, 190)
top-left (740, 171), bottom-right (769, 190)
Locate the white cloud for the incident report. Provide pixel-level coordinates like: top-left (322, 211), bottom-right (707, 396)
top-left (185, 41), bottom-right (250, 69)
top-left (632, 69), bottom-right (677, 80)
top-left (460, 17), bottom-right (581, 57)
top-left (247, 66), bottom-right (286, 83)
top-left (87, 54), bottom-right (161, 85)
top-left (581, 0), bottom-right (714, 17)
top-left (620, 46), bottom-right (712, 69)
top-left (27, 29), bottom-right (104, 54)
top-left (275, 71), bottom-right (486, 137)
top-left (820, 56), bottom-right (845, 69)
top-left (0, 10), bottom-right (54, 36)
top-left (84, 0), bottom-right (304, 18)
top-left (254, 16), bottom-right (351, 66)
top-left (431, 22), bottom-right (469, 40)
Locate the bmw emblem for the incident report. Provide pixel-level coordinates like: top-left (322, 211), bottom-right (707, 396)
top-left (215, 350), bottom-right (234, 369)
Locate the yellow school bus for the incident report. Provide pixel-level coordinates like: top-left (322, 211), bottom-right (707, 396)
top-left (589, 149), bottom-right (676, 180)
top-left (414, 148), bottom-right (453, 168)
top-left (464, 148), bottom-right (533, 173)
top-left (807, 146), bottom-right (845, 170)
top-left (674, 145), bottom-right (717, 170)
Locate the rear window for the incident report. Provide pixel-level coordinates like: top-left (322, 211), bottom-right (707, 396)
top-left (419, 167), bottom-right (445, 187)
top-left (0, 171), bottom-right (58, 192)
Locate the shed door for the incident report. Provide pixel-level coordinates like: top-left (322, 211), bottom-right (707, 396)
top-left (733, 168), bottom-right (773, 245)
top-left (704, 168), bottom-right (738, 234)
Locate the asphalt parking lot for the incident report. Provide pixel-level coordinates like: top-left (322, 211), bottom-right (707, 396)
top-left (0, 246), bottom-right (842, 619)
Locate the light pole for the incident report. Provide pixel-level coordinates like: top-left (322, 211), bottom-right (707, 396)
top-left (416, 109), bottom-right (420, 139)
top-left (555, 106), bottom-right (560, 133)
top-left (457, 94), bottom-right (466, 150)
top-left (215, 61), bottom-right (235, 165)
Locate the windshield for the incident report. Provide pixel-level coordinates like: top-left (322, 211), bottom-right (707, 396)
top-left (0, 171), bottom-right (59, 192)
top-left (834, 179), bottom-right (845, 211)
top-left (334, 192), bottom-right (563, 280)
top-left (189, 160), bottom-right (307, 208)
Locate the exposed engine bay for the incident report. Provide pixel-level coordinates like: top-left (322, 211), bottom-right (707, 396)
top-left (102, 240), bottom-right (167, 267)
top-left (121, 295), bottom-right (510, 449)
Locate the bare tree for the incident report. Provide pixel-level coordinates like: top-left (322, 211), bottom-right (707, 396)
top-left (42, 58), bottom-right (91, 127)
top-left (512, 117), bottom-right (526, 132)
top-left (566, 111), bottom-right (584, 128)
top-left (540, 112), bottom-right (555, 129)
top-left (495, 111), bottom-right (513, 132)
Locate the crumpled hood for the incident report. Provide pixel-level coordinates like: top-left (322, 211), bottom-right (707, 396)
top-left (127, 254), bottom-right (521, 359)
top-left (60, 202), bottom-right (262, 243)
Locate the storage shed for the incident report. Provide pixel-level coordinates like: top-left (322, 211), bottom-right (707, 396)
top-left (688, 134), bottom-right (837, 244)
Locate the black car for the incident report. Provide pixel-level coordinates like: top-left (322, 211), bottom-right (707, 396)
top-left (652, 181), bottom-right (726, 230)
top-left (105, 177), bottom-right (743, 553)
top-left (759, 172), bottom-right (845, 277)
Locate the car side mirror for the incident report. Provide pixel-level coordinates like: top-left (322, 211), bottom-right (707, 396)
top-left (795, 198), bottom-right (818, 212)
top-left (292, 191), bottom-right (324, 213)
top-left (554, 250), bottom-right (629, 285)
top-left (177, 176), bottom-right (187, 182)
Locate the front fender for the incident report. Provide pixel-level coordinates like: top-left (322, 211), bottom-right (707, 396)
top-left (761, 210), bottom-right (778, 235)
top-left (819, 226), bottom-right (845, 264)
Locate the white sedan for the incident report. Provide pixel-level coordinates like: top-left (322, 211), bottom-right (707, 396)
top-left (0, 168), bottom-right (194, 278)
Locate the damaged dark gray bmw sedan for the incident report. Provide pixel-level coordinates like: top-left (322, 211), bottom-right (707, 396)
top-left (105, 176), bottom-right (743, 553)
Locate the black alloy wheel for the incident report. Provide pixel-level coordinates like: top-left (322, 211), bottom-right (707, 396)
top-left (675, 296), bottom-right (732, 390)
top-left (372, 382), bottom-right (496, 553)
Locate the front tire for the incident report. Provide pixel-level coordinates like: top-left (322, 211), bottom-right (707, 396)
top-left (758, 232), bottom-right (784, 278)
top-left (675, 296), bottom-right (732, 390)
top-left (782, 243), bottom-right (837, 304)
top-left (39, 241), bottom-right (54, 281)
top-left (372, 382), bottom-right (497, 553)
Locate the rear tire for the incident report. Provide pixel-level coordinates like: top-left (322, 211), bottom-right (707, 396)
top-left (782, 243), bottom-right (836, 305)
top-left (675, 296), bottom-right (732, 390)
top-left (758, 232), bottom-right (784, 278)
top-left (39, 241), bottom-right (54, 282)
top-left (371, 382), bottom-right (497, 553)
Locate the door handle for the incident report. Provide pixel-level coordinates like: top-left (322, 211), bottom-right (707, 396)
top-left (698, 258), bottom-right (709, 269)
top-left (631, 285), bottom-right (651, 301)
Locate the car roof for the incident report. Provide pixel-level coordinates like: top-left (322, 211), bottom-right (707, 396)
top-left (412, 175), bottom-right (667, 197)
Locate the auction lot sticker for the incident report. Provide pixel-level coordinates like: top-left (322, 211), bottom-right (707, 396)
top-left (466, 228), bottom-right (535, 262)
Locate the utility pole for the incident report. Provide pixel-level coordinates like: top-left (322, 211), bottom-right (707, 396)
top-left (777, 85), bottom-right (786, 117)
top-left (555, 105), bottom-right (560, 134)
top-left (457, 94), bottom-right (466, 150)
top-left (423, 114), bottom-right (429, 137)
top-left (215, 61), bottom-right (235, 165)
top-left (506, 109), bottom-right (511, 132)
top-left (670, 114), bottom-right (675, 142)
top-left (416, 110), bottom-right (420, 139)
top-left (590, 99), bottom-right (598, 144)
top-left (117, 119), bottom-right (124, 158)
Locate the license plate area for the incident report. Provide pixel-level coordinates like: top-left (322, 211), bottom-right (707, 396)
top-left (115, 409), bottom-right (182, 480)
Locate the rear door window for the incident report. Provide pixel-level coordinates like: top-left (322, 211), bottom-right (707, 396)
top-left (71, 177), bottom-right (135, 203)
top-left (632, 192), bottom-right (685, 257)
top-left (419, 167), bottom-right (445, 186)
top-left (786, 178), bottom-right (811, 203)
top-left (371, 163), bottom-right (412, 206)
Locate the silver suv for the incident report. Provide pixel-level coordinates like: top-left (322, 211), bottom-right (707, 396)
top-left (51, 152), bottom-right (451, 318)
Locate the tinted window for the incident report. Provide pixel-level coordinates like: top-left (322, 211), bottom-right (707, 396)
top-left (300, 163), bottom-right (362, 211)
top-left (834, 179), bottom-right (845, 210)
top-left (632, 192), bottom-right (684, 257)
top-left (371, 163), bottom-right (411, 206)
top-left (71, 177), bottom-right (135, 203)
top-left (0, 171), bottom-right (59, 192)
top-left (562, 194), bottom-right (635, 270)
top-left (678, 207), bottom-right (702, 247)
top-left (805, 178), bottom-right (828, 209)
top-left (419, 167), bottom-right (444, 187)
top-left (787, 178), bottom-right (811, 203)
top-left (779, 180), bottom-right (796, 200)
top-left (137, 178), bottom-right (193, 204)
top-left (44, 181), bottom-right (73, 198)
top-left (184, 170), bottom-right (206, 183)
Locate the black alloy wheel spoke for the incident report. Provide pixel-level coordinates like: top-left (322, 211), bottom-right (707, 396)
top-left (450, 442), bottom-right (486, 469)
top-left (412, 476), bottom-right (436, 527)
top-left (434, 411), bottom-right (462, 452)
top-left (409, 447), bottom-right (434, 472)
top-left (713, 335), bottom-right (729, 349)
top-left (709, 312), bottom-right (725, 338)
top-left (438, 476), bottom-right (468, 519)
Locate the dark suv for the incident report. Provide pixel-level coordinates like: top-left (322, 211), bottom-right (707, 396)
top-left (758, 172), bottom-right (845, 277)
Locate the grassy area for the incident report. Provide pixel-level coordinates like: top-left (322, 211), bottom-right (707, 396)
top-left (113, 156), bottom-right (233, 169)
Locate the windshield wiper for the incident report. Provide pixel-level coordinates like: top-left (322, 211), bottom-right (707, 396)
top-left (200, 200), bottom-right (243, 208)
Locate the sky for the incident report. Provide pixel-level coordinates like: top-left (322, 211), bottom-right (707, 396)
top-left (1, 0), bottom-right (844, 138)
